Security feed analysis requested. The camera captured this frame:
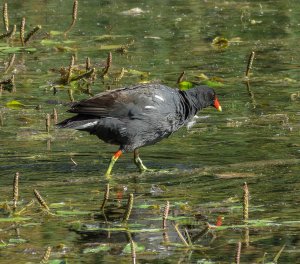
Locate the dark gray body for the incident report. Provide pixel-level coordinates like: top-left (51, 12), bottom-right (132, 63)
top-left (58, 84), bottom-right (216, 152)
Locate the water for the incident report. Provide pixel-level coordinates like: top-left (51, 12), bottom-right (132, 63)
top-left (0, 0), bottom-right (299, 263)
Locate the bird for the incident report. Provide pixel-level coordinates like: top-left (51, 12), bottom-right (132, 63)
top-left (57, 83), bottom-right (222, 178)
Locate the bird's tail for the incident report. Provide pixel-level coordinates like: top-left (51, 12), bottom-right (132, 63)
top-left (56, 115), bottom-right (99, 131)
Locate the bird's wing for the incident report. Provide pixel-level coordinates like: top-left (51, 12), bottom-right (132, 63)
top-left (68, 84), bottom-right (180, 120)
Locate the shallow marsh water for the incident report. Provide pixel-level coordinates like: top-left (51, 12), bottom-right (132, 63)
top-left (0, 0), bottom-right (299, 263)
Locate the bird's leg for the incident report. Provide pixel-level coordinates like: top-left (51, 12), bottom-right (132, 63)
top-left (134, 149), bottom-right (148, 172)
top-left (105, 149), bottom-right (123, 178)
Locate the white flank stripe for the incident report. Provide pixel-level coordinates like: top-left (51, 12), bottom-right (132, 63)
top-left (145, 105), bottom-right (156, 109)
top-left (155, 95), bottom-right (164, 101)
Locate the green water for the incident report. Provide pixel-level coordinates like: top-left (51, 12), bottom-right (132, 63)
top-left (0, 0), bottom-right (299, 263)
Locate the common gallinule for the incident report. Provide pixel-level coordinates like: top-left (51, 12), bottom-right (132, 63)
top-left (57, 83), bottom-right (222, 178)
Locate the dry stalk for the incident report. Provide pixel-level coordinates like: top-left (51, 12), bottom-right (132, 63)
top-left (12, 172), bottom-right (19, 211)
top-left (4, 53), bottom-right (15, 74)
top-left (245, 51), bottom-right (255, 78)
top-left (235, 241), bottom-right (241, 264)
top-left (0, 24), bottom-right (16, 39)
top-left (24, 25), bottom-right (41, 44)
top-left (114, 67), bottom-right (125, 83)
top-left (102, 52), bottom-right (112, 76)
top-left (86, 57), bottom-right (91, 71)
top-left (40, 246), bottom-right (51, 264)
top-left (122, 193), bottom-right (134, 222)
top-left (177, 71), bottom-right (185, 84)
top-left (0, 112), bottom-right (3, 126)
top-left (20, 17), bottom-right (25, 46)
top-left (52, 108), bottom-right (58, 124)
top-left (243, 182), bottom-right (249, 221)
top-left (33, 189), bottom-right (50, 211)
top-left (68, 88), bottom-right (74, 102)
top-left (3, 2), bottom-right (9, 32)
top-left (66, 55), bottom-right (75, 84)
top-left (173, 223), bottom-right (189, 247)
top-left (100, 183), bottom-right (110, 211)
top-left (64, 0), bottom-right (78, 36)
top-left (45, 114), bottom-right (51, 133)
top-left (130, 238), bottom-right (136, 264)
top-left (70, 68), bottom-right (95, 82)
top-left (162, 200), bottom-right (169, 229)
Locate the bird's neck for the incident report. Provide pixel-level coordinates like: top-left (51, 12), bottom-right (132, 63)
top-left (179, 90), bottom-right (202, 120)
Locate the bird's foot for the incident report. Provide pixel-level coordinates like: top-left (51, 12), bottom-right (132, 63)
top-left (134, 157), bottom-right (153, 173)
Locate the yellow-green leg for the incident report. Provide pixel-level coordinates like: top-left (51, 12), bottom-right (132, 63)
top-left (105, 149), bottom-right (122, 178)
top-left (134, 149), bottom-right (148, 172)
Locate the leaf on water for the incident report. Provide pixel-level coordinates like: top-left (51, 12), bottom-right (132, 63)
top-left (211, 37), bottom-right (229, 50)
top-left (126, 69), bottom-right (149, 77)
top-left (55, 46), bottom-right (77, 52)
top-left (8, 238), bottom-right (27, 244)
top-left (50, 31), bottom-right (64, 36)
top-left (0, 46), bottom-right (37, 53)
top-left (56, 210), bottom-right (91, 216)
top-left (94, 34), bottom-right (131, 41)
top-left (201, 80), bottom-right (224, 88)
top-left (41, 39), bottom-right (61, 46)
top-left (83, 244), bottom-right (111, 254)
top-left (49, 203), bottom-right (66, 209)
top-left (48, 260), bottom-right (67, 264)
top-left (98, 44), bottom-right (125, 50)
top-left (0, 217), bottom-right (31, 222)
top-left (215, 172), bottom-right (256, 179)
top-left (122, 242), bottom-right (145, 254)
top-left (6, 100), bottom-right (25, 109)
top-left (178, 81), bottom-right (194, 91)
top-left (136, 204), bottom-right (160, 209)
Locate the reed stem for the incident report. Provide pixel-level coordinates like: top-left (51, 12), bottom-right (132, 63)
top-left (12, 172), bottom-right (19, 211)
top-left (3, 2), bottom-right (9, 32)
top-left (64, 0), bottom-right (78, 36)
top-left (33, 189), bottom-right (50, 211)
top-left (24, 25), bottom-right (41, 44)
top-left (245, 51), bottom-right (255, 78)
top-left (162, 200), bottom-right (169, 229)
top-left (100, 183), bottom-right (110, 211)
top-left (20, 17), bottom-right (25, 46)
top-left (243, 182), bottom-right (249, 221)
top-left (122, 193), bottom-right (133, 222)
top-left (40, 246), bottom-right (51, 264)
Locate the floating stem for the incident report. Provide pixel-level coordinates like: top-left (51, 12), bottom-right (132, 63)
top-left (122, 193), bottom-right (133, 223)
top-left (64, 0), bottom-right (78, 36)
top-left (33, 189), bottom-right (50, 211)
top-left (24, 25), bottom-right (41, 44)
top-left (12, 172), bottom-right (19, 211)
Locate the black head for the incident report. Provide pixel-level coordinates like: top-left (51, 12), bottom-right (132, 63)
top-left (186, 86), bottom-right (222, 111)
